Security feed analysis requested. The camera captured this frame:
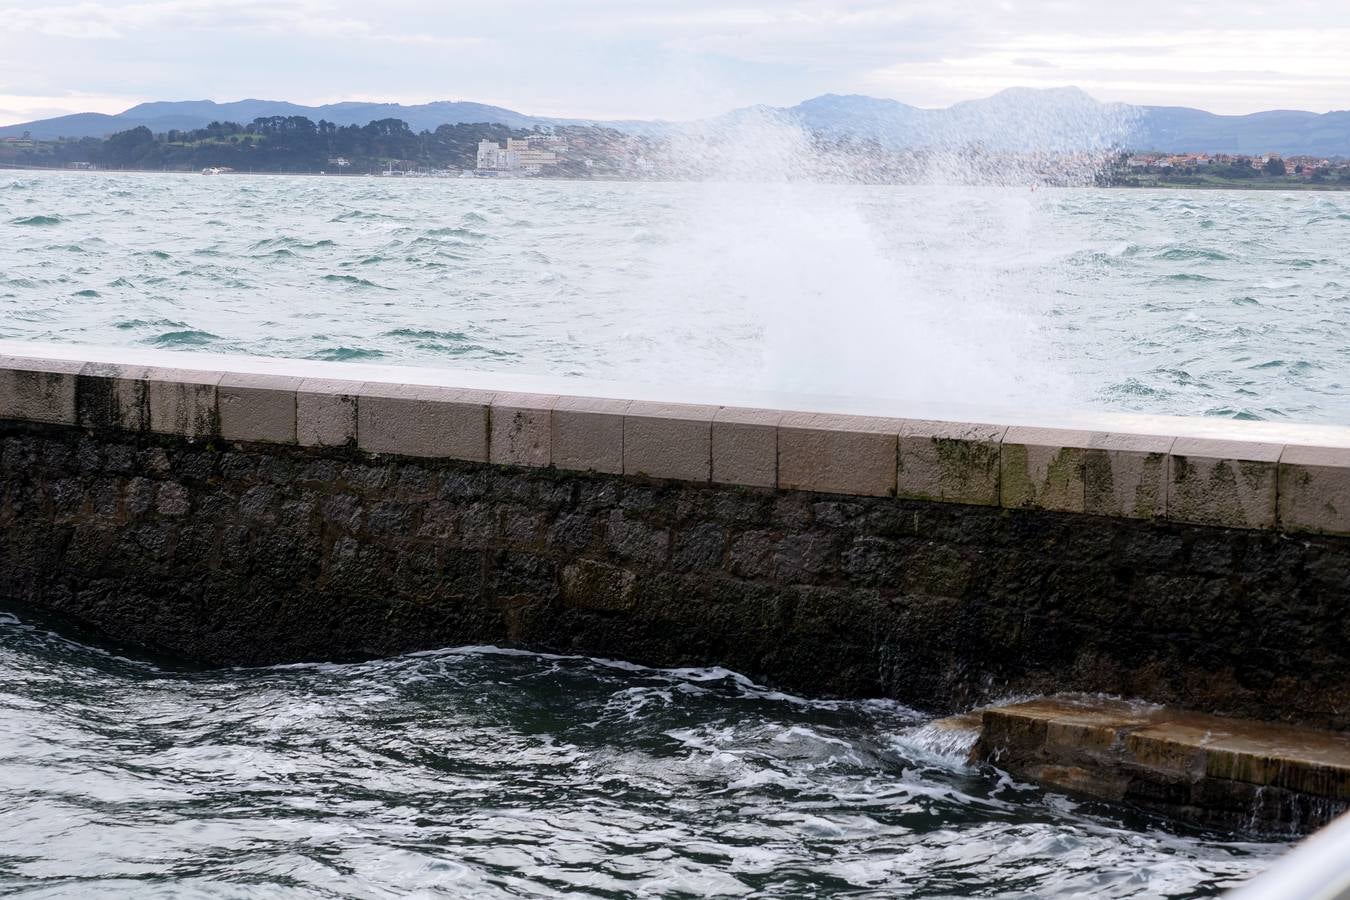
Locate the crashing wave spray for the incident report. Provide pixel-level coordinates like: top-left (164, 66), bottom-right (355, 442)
top-left (643, 90), bottom-right (1137, 415)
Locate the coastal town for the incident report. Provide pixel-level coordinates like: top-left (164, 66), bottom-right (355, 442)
top-left (3, 124), bottom-right (1350, 188)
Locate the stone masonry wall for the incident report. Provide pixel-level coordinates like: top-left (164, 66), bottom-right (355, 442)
top-left (3, 420), bottom-right (1348, 730)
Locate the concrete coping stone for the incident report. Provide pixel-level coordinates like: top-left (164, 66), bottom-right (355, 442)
top-left (218, 372), bottom-right (304, 445)
top-left (552, 395), bottom-right (631, 475)
top-left (1278, 444), bottom-right (1350, 536)
top-left (296, 378), bottom-right (361, 448)
top-left (11, 350), bottom-right (1350, 534)
top-left (1169, 436), bottom-right (1284, 529)
top-left (899, 419), bottom-right (1008, 507)
top-left (712, 406), bottom-right (783, 489)
top-left (622, 401), bottom-right (717, 483)
top-left (356, 382), bottom-right (493, 461)
top-left (490, 392), bottom-right (558, 468)
top-left (778, 412), bottom-right (904, 498)
top-left (0, 355), bottom-right (84, 426)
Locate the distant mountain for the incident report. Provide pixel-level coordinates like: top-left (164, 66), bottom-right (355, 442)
top-left (0, 98), bottom-right (602, 140)
top-left (779, 89), bottom-right (1350, 156)
top-left (4, 89), bottom-right (1349, 156)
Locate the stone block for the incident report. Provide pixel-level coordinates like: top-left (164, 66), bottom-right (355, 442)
top-left (552, 396), bottom-right (630, 475)
top-left (490, 392), bottom-right (555, 468)
top-left (898, 420), bottom-right (1006, 506)
top-left (77, 362), bottom-right (152, 432)
top-left (0, 356), bottom-right (83, 425)
top-left (297, 378), bottom-right (359, 448)
top-left (778, 412), bottom-right (900, 497)
top-left (1278, 444), bottom-right (1350, 536)
top-left (1001, 426), bottom-right (1093, 513)
top-left (357, 382), bottom-right (492, 461)
top-left (1168, 437), bottom-right (1282, 529)
top-left (712, 406), bottom-right (781, 488)
top-left (218, 372), bottom-right (301, 445)
top-left (623, 401), bottom-right (716, 482)
top-left (143, 368), bottom-right (221, 439)
top-left (1083, 432), bottom-right (1174, 519)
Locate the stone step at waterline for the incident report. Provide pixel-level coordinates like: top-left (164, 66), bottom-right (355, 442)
top-left (2, 351), bottom-right (1349, 535)
top-left (930, 696), bottom-right (1350, 835)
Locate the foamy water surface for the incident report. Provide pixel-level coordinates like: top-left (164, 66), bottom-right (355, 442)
top-left (2, 172), bottom-right (1348, 423)
top-left (0, 611), bottom-right (1281, 897)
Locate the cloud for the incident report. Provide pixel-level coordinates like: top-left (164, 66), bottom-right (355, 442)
top-left (2, 0), bottom-right (1350, 123)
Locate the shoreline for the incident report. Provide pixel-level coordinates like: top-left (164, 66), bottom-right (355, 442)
top-left (6, 163), bottom-right (1350, 191)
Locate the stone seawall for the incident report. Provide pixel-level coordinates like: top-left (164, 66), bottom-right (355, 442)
top-left (1, 348), bottom-right (1348, 734)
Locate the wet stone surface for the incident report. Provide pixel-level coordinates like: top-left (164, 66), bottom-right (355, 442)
top-left (1, 420), bottom-right (1349, 733)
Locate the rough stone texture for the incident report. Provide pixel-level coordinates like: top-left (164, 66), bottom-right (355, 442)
top-left (218, 373), bottom-right (301, 445)
top-left (778, 413), bottom-right (900, 497)
top-left (898, 420), bottom-right (1006, 506)
top-left (297, 378), bottom-right (358, 448)
top-left (1279, 444), bottom-right (1350, 536)
top-left (975, 696), bottom-right (1350, 835)
top-left (1084, 432), bottom-right (1174, 519)
top-left (623, 402), bottom-right (716, 483)
top-left (1169, 437), bottom-right (1283, 529)
top-left (490, 393), bottom-right (555, 468)
top-left (3, 420), bottom-right (1348, 738)
top-left (0, 357), bottom-right (83, 425)
top-left (357, 383), bottom-right (491, 461)
top-left (1001, 426), bottom-right (1092, 513)
top-left (552, 396), bottom-right (629, 475)
top-left (712, 407), bottom-right (780, 488)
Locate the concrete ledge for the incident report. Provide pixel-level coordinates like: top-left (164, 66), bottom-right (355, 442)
top-left (1085, 432), bottom-right (1173, 519)
top-left (0, 356), bottom-right (83, 426)
top-left (296, 378), bottom-right (359, 448)
top-left (4, 350), bottom-right (1350, 535)
top-left (712, 406), bottom-right (780, 489)
top-left (969, 696), bottom-right (1350, 835)
top-left (490, 392), bottom-right (556, 468)
top-left (552, 396), bottom-right (629, 475)
top-left (623, 401), bottom-right (716, 483)
top-left (1279, 444), bottom-right (1350, 536)
top-left (219, 372), bottom-right (301, 445)
top-left (1001, 426), bottom-right (1092, 513)
top-left (899, 420), bottom-right (1005, 506)
top-left (1169, 437), bottom-right (1282, 529)
top-left (778, 412), bottom-right (901, 497)
top-left (357, 383), bottom-right (492, 461)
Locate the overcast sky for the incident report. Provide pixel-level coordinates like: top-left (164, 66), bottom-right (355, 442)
top-left (3, 0), bottom-right (1349, 126)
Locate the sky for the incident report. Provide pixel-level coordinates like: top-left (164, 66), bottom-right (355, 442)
top-left (3, 0), bottom-right (1350, 126)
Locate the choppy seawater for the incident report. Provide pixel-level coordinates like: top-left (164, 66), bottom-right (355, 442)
top-left (0, 172), bottom-right (1322, 896)
top-left (2, 172), bottom-right (1349, 423)
top-left (0, 612), bottom-right (1280, 898)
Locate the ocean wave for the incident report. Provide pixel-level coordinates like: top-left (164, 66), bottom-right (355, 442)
top-left (1153, 246), bottom-right (1230, 262)
top-left (308, 346), bottom-right (387, 361)
top-left (10, 215), bottom-right (63, 226)
top-left (320, 273), bottom-right (386, 288)
top-left (149, 329), bottom-right (219, 347)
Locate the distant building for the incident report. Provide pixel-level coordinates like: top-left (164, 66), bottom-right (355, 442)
top-left (476, 136), bottom-right (563, 175)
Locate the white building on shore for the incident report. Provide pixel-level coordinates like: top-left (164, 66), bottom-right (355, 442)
top-left (476, 136), bottom-right (563, 175)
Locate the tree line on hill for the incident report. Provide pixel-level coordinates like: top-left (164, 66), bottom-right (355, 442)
top-left (1, 116), bottom-right (583, 173)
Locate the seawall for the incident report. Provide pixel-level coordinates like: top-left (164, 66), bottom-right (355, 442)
top-left (1, 345), bottom-right (1348, 735)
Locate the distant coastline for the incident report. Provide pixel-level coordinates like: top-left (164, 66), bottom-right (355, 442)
top-left (3, 114), bottom-right (1349, 190)
top-left (6, 162), bottom-right (1350, 192)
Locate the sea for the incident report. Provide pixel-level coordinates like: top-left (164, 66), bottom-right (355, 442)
top-left (2, 170), bottom-right (1344, 897)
